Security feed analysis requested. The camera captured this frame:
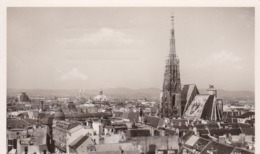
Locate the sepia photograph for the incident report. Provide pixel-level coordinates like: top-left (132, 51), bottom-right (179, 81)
top-left (6, 7), bottom-right (255, 154)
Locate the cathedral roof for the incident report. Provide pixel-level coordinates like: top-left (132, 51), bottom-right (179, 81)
top-left (17, 92), bottom-right (30, 102)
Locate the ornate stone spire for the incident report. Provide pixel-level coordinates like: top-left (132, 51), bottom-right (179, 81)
top-left (160, 15), bottom-right (182, 118)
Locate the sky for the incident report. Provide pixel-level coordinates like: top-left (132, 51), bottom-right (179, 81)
top-left (7, 7), bottom-right (254, 91)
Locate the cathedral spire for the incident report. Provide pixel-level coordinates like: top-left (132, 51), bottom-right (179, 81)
top-left (170, 15), bottom-right (176, 58)
top-left (160, 14), bottom-right (182, 118)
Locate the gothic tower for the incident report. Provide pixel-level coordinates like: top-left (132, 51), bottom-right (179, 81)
top-left (160, 15), bottom-right (182, 118)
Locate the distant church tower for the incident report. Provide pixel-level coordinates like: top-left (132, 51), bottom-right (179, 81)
top-left (160, 15), bottom-right (182, 118)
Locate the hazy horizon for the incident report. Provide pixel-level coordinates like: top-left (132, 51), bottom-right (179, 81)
top-left (7, 7), bottom-right (254, 91)
top-left (6, 86), bottom-right (255, 93)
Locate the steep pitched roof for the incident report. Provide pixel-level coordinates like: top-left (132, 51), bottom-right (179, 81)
top-left (195, 123), bottom-right (219, 130)
top-left (65, 112), bottom-right (112, 119)
top-left (126, 129), bottom-right (150, 138)
top-left (238, 112), bottom-right (255, 118)
top-left (69, 135), bottom-right (89, 149)
top-left (145, 116), bottom-right (164, 128)
top-left (185, 135), bottom-right (200, 147)
top-left (238, 123), bottom-right (252, 128)
top-left (127, 112), bottom-right (139, 122)
top-left (56, 121), bottom-right (81, 130)
top-left (165, 128), bottom-right (176, 136)
top-left (240, 128), bottom-right (255, 136)
top-left (30, 126), bottom-right (48, 145)
top-left (180, 131), bottom-right (194, 142)
top-left (183, 94), bottom-right (214, 121)
top-left (114, 112), bottom-right (123, 117)
top-left (7, 118), bottom-right (38, 129)
top-left (191, 137), bottom-right (211, 152)
top-left (94, 143), bottom-right (135, 152)
top-left (231, 147), bottom-right (254, 154)
top-left (181, 84), bottom-right (199, 112)
top-left (209, 128), bottom-right (242, 136)
top-left (201, 141), bottom-right (235, 154)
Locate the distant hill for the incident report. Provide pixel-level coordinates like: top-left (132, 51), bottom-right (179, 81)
top-left (7, 87), bottom-right (254, 102)
top-left (7, 88), bottom-right (161, 99)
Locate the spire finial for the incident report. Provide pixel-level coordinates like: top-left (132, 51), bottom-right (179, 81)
top-left (171, 10), bottom-right (174, 28)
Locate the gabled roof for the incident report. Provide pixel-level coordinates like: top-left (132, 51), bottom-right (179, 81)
top-left (30, 126), bottom-right (47, 145)
top-left (231, 147), bottom-right (254, 154)
top-left (17, 112), bottom-right (29, 117)
top-left (240, 128), bottom-right (255, 136)
top-left (209, 128), bottom-right (242, 136)
top-left (145, 116), bottom-right (164, 128)
top-left (238, 112), bottom-right (255, 118)
top-left (184, 135), bottom-right (200, 147)
top-left (7, 118), bottom-right (38, 129)
top-left (127, 112), bottom-right (139, 122)
top-left (89, 151), bottom-right (139, 154)
top-left (173, 124), bottom-right (190, 131)
top-left (69, 135), bottom-right (89, 149)
top-left (195, 123), bottom-right (219, 130)
top-left (238, 123), bottom-right (252, 128)
top-left (201, 141), bottom-right (235, 154)
top-left (183, 94), bottom-right (214, 121)
top-left (170, 119), bottom-right (188, 125)
top-left (65, 112), bottom-right (112, 119)
top-left (181, 84), bottom-right (200, 112)
top-left (114, 112), bottom-right (123, 117)
top-left (165, 128), bottom-right (176, 136)
top-left (193, 137), bottom-right (211, 152)
top-left (68, 125), bottom-right (85, 134)
top-left (41, 117), bottom-right (53, 125)
top-left (180, 131), bottom-right (193, 142)
top-left (126, 129), bottom-right (150, 138)
top-left (55, 121), bottom-right (81, 130)
top-left (8, 149), bottom-right (16, 154)
top-left (94, 143), bottom-right (135, 152)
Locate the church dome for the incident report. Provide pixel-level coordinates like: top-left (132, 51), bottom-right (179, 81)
top-left (16, 92), bottom-right (30, 103)
top-left (68, 102), bottom-right (76, 110)
top-left (54, 109), bottom-right (65, 120)
top-left (94, 90), bottom-right (108, 102)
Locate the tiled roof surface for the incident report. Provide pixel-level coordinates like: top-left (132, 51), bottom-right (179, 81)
top-left (145, 116), bottom-right (164, 128)
top-left (185, 135), bottom-right (200, 147)
top-left (238, 123), bottom-right (253, 128)
top-left (114, 112), bottom-right (123, 117)
top-left (165, 128), bottom-right (176, 136)
top-left (231, 147), bottom-right (254, 154)
top-left (194, 137), bottom-right (211, 152)
top-left (89, 151), bottom-right (139, 154)
top-left (65, 112), bottom-right (112, 119)
top-left (69, 135), bottom-right (89, 149)
top-left (238, 112), bottom-right (255, 118)
top-left (30, 127), bottom-right (47, 145)
top-left (180, 131), bottom-right (194, 142)
top-left (240, 128), bottom-right (255, 136)
top-left (95, 143), bottom-right (135, 152)
top-left (7, 118), bottom-right (38, 129)
top-left (127, 112), bottom-right (139, 122)
top-left (201, 141), bottom-right (235, 154)
top-left (126, 129), bottom-right (150, 137)
top-left (209, 128), bottom-right (242, 136)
